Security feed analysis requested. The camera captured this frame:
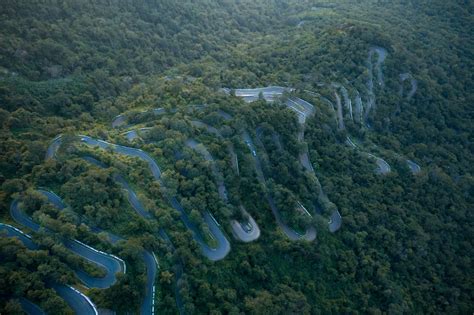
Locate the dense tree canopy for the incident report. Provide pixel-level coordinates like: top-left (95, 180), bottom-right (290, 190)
top-left (0, 0), bottom-right (472, 314)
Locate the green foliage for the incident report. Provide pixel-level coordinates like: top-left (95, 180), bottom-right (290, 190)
top-left (0, 237), bottom-right (74, 314)
top-left (0, 0), bottom-right (472, 314)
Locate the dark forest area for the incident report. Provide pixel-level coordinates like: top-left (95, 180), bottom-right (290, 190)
top-left (0, 0), bottom-right (472, 314)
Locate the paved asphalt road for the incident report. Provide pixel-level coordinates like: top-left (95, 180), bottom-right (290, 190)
top-left (10, 192), bottom-right (124, 289)
top-left (243, 131), bottom-right (316, 241)
top-left (186, 138), bottom-right (260, 242)
top-left (53, 284), bottom-right (98, 315)
top-left (78, 135), bottom-right (230, 261)
top-left (0, 223), bottom-right (98, 315)
top-left (19, 298), bottom-right (45, 315)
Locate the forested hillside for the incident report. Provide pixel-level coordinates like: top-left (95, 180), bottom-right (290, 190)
top-left (0, 0), bottom-right (472, 314)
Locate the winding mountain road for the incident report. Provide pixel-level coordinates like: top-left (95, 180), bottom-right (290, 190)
top-left (281, 95), bottom-right (342, 233)
top-left (334, 91), bottom-right (345, 130)
top-left (24, 65), bottom-right (432, 313)
top-left (331, 82), bottom-right (353, 122)
top-left (117, 127), bottom-right (253, 246)
top-left (406, 159), bottom-right (421, 174)
top-left (81, 156), bottom-right (159, 315)
top-left (54, 135), bottom-right (230, 261)
top-left (347, 136), bottom-right (391, 175)
top-left (10, 192), bottom-right (125, 289)
top-left (369, 47), bottom-right (388, 88)
top-left (261, 126), bottom-right (342, 234)
top-left (289, 102), bottom-right (342, 232)
top-left (52, 284), bottom-right (98, 315)
top-left (365, 47), bottom-right (387, 119)
top-left (0, 223), bottom-right (99, 315)
top-left (112, 108), bottom-right (166, 129)
top-left (224, 86), bottom-right (294, 103)
top-left (243, 131), bottom-right (316, 241)
top-left (190, 120), bottom-right (239, 175)
top-left (227, 88), bottom-right (342, 233)
top-left (19, 297), bottom-right (45, 315)
top-left (185, 138), bottom-right (260, 242)
top-left (400, 73), bottom-right (418, 100)
top-left (122, 127), bottom-right (153, 142)
top-left (0, 223), bottom-right (38, 250)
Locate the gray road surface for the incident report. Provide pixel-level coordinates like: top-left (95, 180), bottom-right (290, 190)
top-left (19, 298), bottom-right (45, 315)
top-left (53, 284), bottom-right (98, 315)
top-left (243, 131), bottom-right (316, 241)
top-left (186, 138), bottom-right (260, 242)
top-left (10, 192), bottom-right (125, 289)
top-left (76, 135), bottom-right (230, 261)
top-left (400, 73), bottom-right (418, 100)
top-left (82, 157), bottom-right (158, 315)
top-left (406, 159), bottom-right (421, 174)
top-left (0, 224), bottom-right (98, 315)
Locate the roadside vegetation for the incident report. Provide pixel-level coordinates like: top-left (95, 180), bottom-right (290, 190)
top-left (0, 0), bottom-right (472, 314)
